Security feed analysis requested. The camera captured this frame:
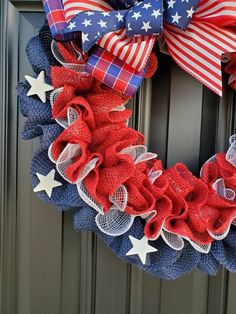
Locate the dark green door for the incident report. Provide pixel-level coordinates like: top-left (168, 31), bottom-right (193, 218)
top-left (1, 1), bottom-right (236, 314)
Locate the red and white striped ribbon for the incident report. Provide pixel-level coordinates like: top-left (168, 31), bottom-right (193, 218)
top-left (63, 0), bottom-right (112, 21)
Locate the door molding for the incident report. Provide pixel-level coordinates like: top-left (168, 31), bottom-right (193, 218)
top-left (0, 2), bottom-right (43, 313)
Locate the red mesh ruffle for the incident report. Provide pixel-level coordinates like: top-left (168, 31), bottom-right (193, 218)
top-left (144, 195), bottom-right (172, 240)
top-left (51, 67), bottom-right (95, 92)
top-left (56, 42), bottom-right (88, 64)
top-left (163, 163), bottom-right (212, 244)
top-left (50, 67), bottom-right (145, 211)
top-left (125, 164), bottom-right (156, 215)
top-left (201, 153), bottom-right (236, 237)
top-left (144, 52), bottom-right (158, 79)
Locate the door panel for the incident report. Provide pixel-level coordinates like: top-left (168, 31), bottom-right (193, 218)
top-left (1, 1), bottom-right (236, 314)
top-left (18, 10), bottom-right (63, 314)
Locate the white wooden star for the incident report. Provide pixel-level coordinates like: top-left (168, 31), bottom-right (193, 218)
top-left (186, 6), bottom-right (195, 18)
top-left (141, 21), bottom-right (152, 32)
top-left (98, 19), bottom-right (107, 28)
top-left (25, 71), bottom-right (54, 103)
top-left (151, 9), bottom-right (161, 18)
top-left (116, 12), bottom-right (124, 22)
top-left (167, 0), bottom-right (176, 8)
top-left (171, 12), bottom-right (181, 23)
top-left (82, 32), bottom-right (89, 43)
top-left (33, 169), bottom-right (62, 198)
top-left (143, 2), bottom-right (152, 9)
top-left (82, 19), bottom-right (92, 27)
top-left (126, 235), bottom-right (157, 264)
top-left (68, 21), bottom-right (76, 30)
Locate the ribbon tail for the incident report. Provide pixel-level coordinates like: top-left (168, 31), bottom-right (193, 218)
top-left (86, 47), bottom-right (146, 96)
top-left (42, 0), bottom-right (74, 41)
top-left (164, 21), bottom-right (236, 96)
top-left (194, 0), bottom-right (236, 27)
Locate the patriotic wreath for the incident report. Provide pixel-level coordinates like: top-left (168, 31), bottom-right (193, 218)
top-left (17, 0), bottom-right (236, 279)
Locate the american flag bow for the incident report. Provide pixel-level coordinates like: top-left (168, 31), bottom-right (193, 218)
top-left (43, 0), bottom-right (236, 96)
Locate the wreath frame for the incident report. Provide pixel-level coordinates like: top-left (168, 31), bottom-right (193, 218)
top-left (17, 19), bottom-right (236, 279)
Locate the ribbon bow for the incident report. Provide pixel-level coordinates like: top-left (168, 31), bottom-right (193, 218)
top-left (43, 0), bottom-right (236, 96)
top-left (62, 0), bottom-right (200, 53)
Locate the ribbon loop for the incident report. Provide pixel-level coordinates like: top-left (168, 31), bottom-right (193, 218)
top-left (63, 9), bottom-right (128, 52)
top-left (125, 0), bottom-right (163, 36)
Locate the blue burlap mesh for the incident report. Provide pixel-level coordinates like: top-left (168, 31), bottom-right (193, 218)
top-left (18, 81), bottom-right (52, 120)
top-left (39, 23), bottom-right (60, 68)
top-left (31, 148), bottom-right (86, 210)
top-left (26, 35), bottom-right (51, 76)
top-left (74, 206), bottom-right (202, 279)
top-left (17, 81), bottom-right (63, 148)
top-left (17, 22), bottom-right (236, 279)
top-left (211, 227), bottom-right (236, 272)
top-left (198, 252), bottom-right (220, 275)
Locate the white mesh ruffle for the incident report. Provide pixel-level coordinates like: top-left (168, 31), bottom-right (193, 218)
top-left (77, 181), bottom-right (104, 214)
top-left (187, 239), bottom-right (211, 254)
top-left (50, 89), bottom-right (80, 129)
top-left (120, 145), bottom-right (157, 165)
top-left (109, 185), bottom-right (128, 212)
top-left (199, 154), bottom-right (216, 177)
top-left (111, 104), bottom-right (126, 112)
top-left (51, 39), bottom-right (87, 73)
top-left (48, 143), bottom-right (82, 183)
top-left (48, 143), bottom-right (56, 164)
top-left (50, 88), bottom-right (63, 107)
top-left (226, 134), bottom-right (236, 168)
top-left (140, 210), bottom-right (157, 221)
top-left (161, 228), bottom-right (184, 251)
top-left (77, 158), bottom-right (99, 183)
top-left (95, 206), bottom-right (135, 236)
top-left (76, 158), bottom-right (104, 214)
top-left (148, 169), bottom-right (162, 184)
top-left (207, 212), bottom-right (236, 241)
top-left (120, 145), bottom-right (146, 160)
top-left (162, 225), bottom-right (211, 253)
top-left (213, 178), bottom-right (235, 201)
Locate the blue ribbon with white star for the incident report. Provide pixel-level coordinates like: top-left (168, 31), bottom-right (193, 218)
top-left (63, 0), bottom-right (200, 52)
